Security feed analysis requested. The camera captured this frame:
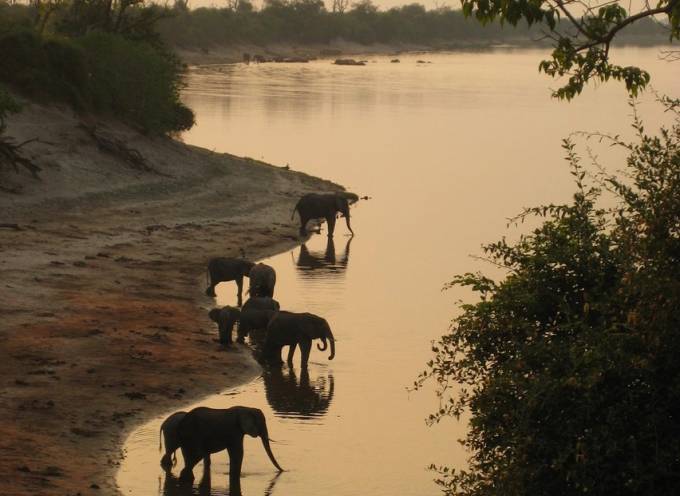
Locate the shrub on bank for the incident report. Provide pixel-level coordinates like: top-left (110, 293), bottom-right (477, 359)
top-left (0, 28), bottom-right (194, 134)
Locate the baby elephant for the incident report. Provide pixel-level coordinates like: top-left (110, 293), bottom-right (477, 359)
top-left (264, 311), bottom-right (336, 368)
top-left (159, 411), bottom-right (210, 471)
top-left (208, 306), bottom-right (241, 346)
top-left (248, 263), bottom-right (276, 298)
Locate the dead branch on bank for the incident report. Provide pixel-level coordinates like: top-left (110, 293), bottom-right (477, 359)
top-left (80, 124), bottom-right (153, 173)
top-left (0, 136), bottom-right (41, 179)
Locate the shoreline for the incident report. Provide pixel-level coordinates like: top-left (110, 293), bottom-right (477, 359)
top-left (173, 37), bottom-right (669, 66)
top-left (0, 100), bottom-right (346, 495)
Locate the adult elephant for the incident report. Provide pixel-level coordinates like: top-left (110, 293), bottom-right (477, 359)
top-left (237, 296), bottom-right (280, 345)
top-left (177, 406), bottom-right (283, 491)
top-left (248, 263), bottom-right (276, 298)
top-left (208, 306), bottom-right (241, 346)
top-left (292, 192), bottom-right (354, 237)
top-left (264, 311), bottom-right (335, 368)
top-left (205, 257), bottom-right (255, 306)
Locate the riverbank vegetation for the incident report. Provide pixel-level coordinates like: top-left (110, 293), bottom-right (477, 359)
top-left (418, 1), bottom-right (680, 494)
top-left (418, 103), bottom-right (680, 494)
top-left (0, 1), bottom-right (194, 135)
top-left (155, 0), bottom-right (666, 49)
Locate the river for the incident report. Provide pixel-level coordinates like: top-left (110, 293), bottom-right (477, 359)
top-left (117, 48), bottom-right (679, 495)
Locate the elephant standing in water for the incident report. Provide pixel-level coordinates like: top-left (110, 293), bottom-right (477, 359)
top-left (205, 257), bottom-right (254, 306)
top-left (264, 311), bottom-right (335, 368)
top-left (248, 263), bottom-right (276, 298)
top-left (177, 406), bottom-right (283, 492)
top-left (208, 306), bottom-right (241, 346)
top-left (292, 192), bottom-right (355, 237)
top-left (237, 296), bottom-right (280, 344)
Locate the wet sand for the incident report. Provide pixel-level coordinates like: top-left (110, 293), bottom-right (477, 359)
top-left (0, 100), bottom-right (343, 495)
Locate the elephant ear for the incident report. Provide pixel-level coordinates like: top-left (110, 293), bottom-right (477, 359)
top-left (239, 409), bottom-right (259, 437)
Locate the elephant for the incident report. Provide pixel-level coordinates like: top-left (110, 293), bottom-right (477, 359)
top-left (236, 296), bottom-right (280, 345)
top-left (177, 406), bottom-right (283, 493)
top-left (208, 306), bottom-right (241, 346)
top-left (263, 367), bottom-right (335, 419)
top-left (248, 263), bottom-right (276, 298)
top-left (263, 311), bottom-right (336, 368)
top-left (292, 192), bottom-right (354, 237)
top-left (159, 411), bottom-right (210, 471)
top-left (296, 235), bottom-right (352, 277)
top-left (205, 257), bottom-right (255, 306)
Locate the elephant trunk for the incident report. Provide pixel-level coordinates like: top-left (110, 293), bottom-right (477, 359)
top-left (317, 337), bottom-right (328, 352)
top-left (344, 213), bottom-right (353, 235)
top-left (260, 435), bottom-right (284, 472)
top-left (326, 326), bottom-right (335, 360)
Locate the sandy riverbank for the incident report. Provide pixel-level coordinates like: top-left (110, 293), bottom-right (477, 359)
top-left (0, 100), bottom-right (345, 495)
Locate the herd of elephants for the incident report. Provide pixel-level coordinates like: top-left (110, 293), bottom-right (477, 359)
top-left (158, 191), bottom-right (357, 493)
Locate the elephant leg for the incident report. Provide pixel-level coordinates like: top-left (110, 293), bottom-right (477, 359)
top-left (204, 454), bottom-right (211, 468)
top-left (287, 343), bottom-right (297, 366)
top-left (160, 452), bottom-right (173, 471)
top-left (299, 339), bottom-right (313, 369)
top-left (236, 277), bottom-right (243, 307)
top-left (227, 444), bottom-right (244, 495)
top-left (179, 446), bottom-right (201, 483)
top-left (218, 323), bottom-right (231, 346)
top-left (299, 216), bottom-right (309, 236)
top-left (326, 215), bottom-right (336, 237)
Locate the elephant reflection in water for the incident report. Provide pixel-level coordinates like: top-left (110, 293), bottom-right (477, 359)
top-left (295, 235), bottom-right (352, 276)
top-left (263, 367), bottom-right (335, 418)
top-left (162, 470), bottom-right (282, 496)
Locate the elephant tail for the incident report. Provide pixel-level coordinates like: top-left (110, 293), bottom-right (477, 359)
top-left (291, 201), bottom-right (300, 220)
top-left (159, 425), bottom-right (163, 453)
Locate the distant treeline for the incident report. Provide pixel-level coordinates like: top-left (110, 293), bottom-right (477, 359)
top-left (156, 0), bottom-right (668, 49)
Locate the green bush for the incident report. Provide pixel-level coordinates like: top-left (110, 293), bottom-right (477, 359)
top-left (417, 101), bottom-right (680, 496)
top-left (0, 28), bottom-right (194, 134)
top-left (79, 32), bottom-right (193, 133)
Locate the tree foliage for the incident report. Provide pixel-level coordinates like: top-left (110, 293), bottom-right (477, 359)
top-left (0, 1), bottom-right (194, 134)
top-left (459, 0), bottom-right (679, 99)
top-left (415, 100), bottom-right (680, 495)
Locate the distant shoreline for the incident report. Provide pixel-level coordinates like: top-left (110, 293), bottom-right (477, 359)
top-left (174, 36), bottom-right (670, 66)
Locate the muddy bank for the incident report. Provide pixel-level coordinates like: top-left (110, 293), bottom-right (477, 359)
top-left (0, 100), bottom-right (344, 495)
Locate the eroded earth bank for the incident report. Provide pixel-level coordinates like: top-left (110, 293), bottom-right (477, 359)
top-left (0, 101), bottom-right (342, 496)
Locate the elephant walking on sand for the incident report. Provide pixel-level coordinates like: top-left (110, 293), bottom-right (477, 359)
top-left (248, 263), bottom-right (276, 298)
top-left (264, 311), bottom-right (336, 368)
top-left (292, 192), bottom-right (355, 237)
top-left (205, 257), bottom-right (255, 306)
top-left (176, 406), bottom-right (283, 492)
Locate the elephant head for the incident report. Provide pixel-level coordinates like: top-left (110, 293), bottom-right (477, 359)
top-left (333, 195), bottom-right (353, 235)
top-left (238, 408), bottom-right (284, 472)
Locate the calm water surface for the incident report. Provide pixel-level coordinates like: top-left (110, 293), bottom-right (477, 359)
top-left (117, 48), bottom-right (679, 495)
